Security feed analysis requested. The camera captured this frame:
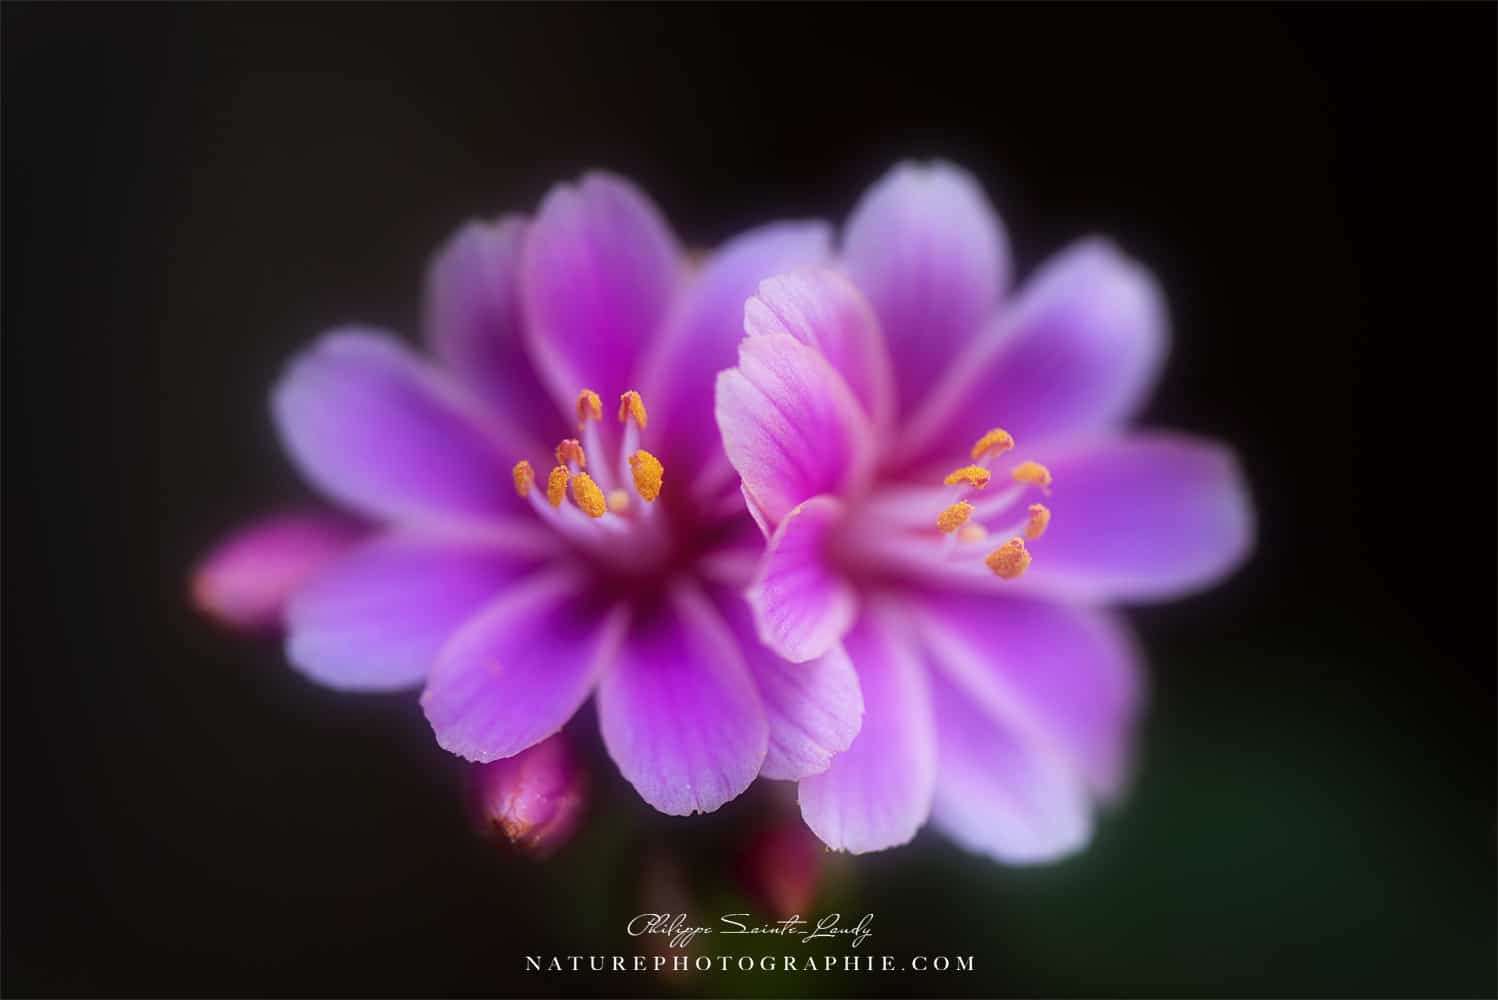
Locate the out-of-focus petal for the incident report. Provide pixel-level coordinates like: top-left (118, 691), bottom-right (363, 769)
top-left (902, 239), bottom-right (1167, 462)
top-left (424, 217), bottom-right (564, 447)
top-left (643, 222), bottom-right (832, 477)
top-left (286, 527), bottom-right (551, 691)
top-left (473, 733), bottom-right (588, 857)
top-left (746, 495), bottom-right (858, 663)
top-left (798, 605), bottom-right (935, 853)
top-left (842, 161), bottom-right (1009, 415)
top-left (422, 571), bottom-right (624, 762)
top-left (521, 172), bottom-right (682, 410)
top-left (597, 583), bottom-right (767, 816)
top-left (715, 333), bottom-right (875, 528)
top-left (744, 268), bottom-right (896, 434)
top-left (191, 510), bottom-right (365, 631)
top-left (271, 330), bottom-right (520, 524)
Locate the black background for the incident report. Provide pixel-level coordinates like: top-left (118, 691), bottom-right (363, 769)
top-left (3, 4), bottom-right (1494, 997)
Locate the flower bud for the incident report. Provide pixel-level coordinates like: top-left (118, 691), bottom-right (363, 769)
top-left (738, 820), bottom-right (823, 919)
top-left (473, 734), bottom-right (587, 857)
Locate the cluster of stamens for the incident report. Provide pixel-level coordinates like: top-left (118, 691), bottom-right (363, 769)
top-left (934, 426), bottom-right (1052, 580)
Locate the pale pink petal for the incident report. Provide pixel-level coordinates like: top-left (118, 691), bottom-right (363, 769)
top-left (746, 495), bottom-right (858, 663)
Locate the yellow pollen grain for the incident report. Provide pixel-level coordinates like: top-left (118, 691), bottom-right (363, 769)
top-left (1012, 460), bottom-right (1053, 493)
top-left (984, 537), bottom-right (1031, 580)
top-left (511, 460), bottom-right (534, 498)
top-left (576, 389), bottom-right (602, 426)
top-left (570, 471), bottom-right (606, 518)
top-left (943, 465), bottom-right (992, 489)
top-left (555, 438), bottom-right (586, 469)
top-left (545, 466), bottom-right (569, 508)
top-left (958, 523), bottom-right (988, 544)
top-left (1025, 503), bottom-right (1051, 540)
top-left (628, 449), bottom-right (664, 502)
top-left (607, 489), bottom-right (630, 514)
top-left (936, 500), bottom-right (973, 534)
top-left (970, 427), bottom-right (1015, 460)
top-left (618, 390), bottom-right (648, 429)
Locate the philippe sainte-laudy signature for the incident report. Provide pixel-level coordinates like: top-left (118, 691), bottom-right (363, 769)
top-left (627, 912), bottom-right (875, 950)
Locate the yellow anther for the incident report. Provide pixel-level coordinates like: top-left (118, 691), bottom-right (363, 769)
top-left (555, 438), bottom-right (587, 469)
top-left (984, 537), bottom-right (1031, 580)
top-left (958, 523), bottom-right (988, 544)
top-left (570, 472), bottom-right (606, 518)
top-left (512, 460), bottom-right (534, 498)
top-left (943, 465), bottom-right (992, 489)
top-left (936, 500), bottom-right (973, 534)
top-left (618, 390), bottom-right (648, 429)
top-left (970, 427), bottom-right (1015, 461)
top-left (545, 466), bottom-right (569, 508)
top-left (628, 449), bottom-right (664, 502)
top-left (576, 389), bottom-right (602, 426)
top-left (607, 489), bottom-right (630, 514)
top-left (1025, 503), bottom-right (1051, 540)
top-left (1012, 460), bottom-right (1053, 493)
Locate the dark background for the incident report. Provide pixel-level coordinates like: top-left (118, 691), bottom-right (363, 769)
top-left (3, 4), bottom-right (1494, 997)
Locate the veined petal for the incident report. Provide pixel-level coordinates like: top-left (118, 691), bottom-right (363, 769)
top-left (842, 161), bottom-right (1009, 414)
top-left (421, 571), bottom-right (624, 762)
top-left (715, 333), bottom-right (875, 529)
top-left (798, 605), bottom-right (935, 853)
top-left (597, 583), bottom-right (767, 816)
top-left (521, 172), bottom-right (682, 410)
top-left (286, 528), bottom-right (550, 691)
top-left (747, 495), bottom-right (858, 663)
top-left (272, 330), bottom-right (520, 524)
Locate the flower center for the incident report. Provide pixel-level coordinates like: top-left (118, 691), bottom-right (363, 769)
top-left (930, 426), bottom-right (1053, 579)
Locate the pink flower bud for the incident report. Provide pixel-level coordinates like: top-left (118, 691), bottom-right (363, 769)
top-left (473, 734), bottom-right (587, 857)
top-left (738, 820), bottom-right (823, 919)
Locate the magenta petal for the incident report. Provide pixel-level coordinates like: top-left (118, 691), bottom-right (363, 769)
top-left (597, 584), bottom-right (767, 815)
top-left (272, 330), bottom-right (519, 524)
top-left (747, 495), bottom-right (858, 663)
top-left (912, 590), bottom-right (1141, 799)
top-left (424, 217), bottom-right (563, 447)
top-left (905, 239), bottom-right (1167, 460)
top-left (842, 161), bottom-right (1009, 414)
top-left (192, 510), bottom-right (365, 631)
top-left (421, 572), bottom-right (624, 762)
top-left (715, 333), bottom-right (875, 528)
top-left (643, 222), bottom-right (832, 476)
top-left (745, 268), bottom-right (896, 433)
top-left (1018, 433), bottom-right (1254, 602)
top-left (926, 668), bottom-right (1093, 864)
top-left (521, 172), bottom-right (682, 409)
top-left (286, 529), bottom-right (549, 691)
top-left (798, 606), bottom-right (935, 853)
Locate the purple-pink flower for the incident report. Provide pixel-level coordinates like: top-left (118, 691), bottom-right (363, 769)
top-left (715, 162), bottom-right (1254, 860)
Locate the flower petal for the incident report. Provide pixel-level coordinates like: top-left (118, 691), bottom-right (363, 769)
top-left (421, 571), bottom-right (624, 762)
top-left (521, 172), bottom-right (682, 410)
top-left (798, 605), bottom-right (935, 853)
top-left (272, 330), bottom-right (520, 524)
top-left (1017, 433), bottom-right (1254, 602)
top-left (597, 583), bottom-right (767, 815)
top-left (746, 495), bottom-right (858, 663)
top-left (286, 527), bottom-right (550, 691)
top-left (715, 333), bottom-right (875, 528)
top-left (423, 217), bottom-right (564, 447)
top-left (192, 510), bottom-right (366, 631)
top-left (903, 239), bottom-right (1167, 461)
top-left (842, 161), bottom-right (1009, 414)
top-left (643, 222), bottom-right (832, 476)
top-left (745, 268), bottom-right (896, 434)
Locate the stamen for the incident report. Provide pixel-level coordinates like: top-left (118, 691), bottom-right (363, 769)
top-left (958, 523), bottom-right (988, 544)
top-left (576, 389), bottom-right (602, 427)
top-left (607, 489), bottom-right (630, 514)
top-left (555, 438), bottom-right (587, 469)
top-left (1025, 503), bottom-right (1051, 540)
top-left (570, 472), bottom-right (606, 518)
top-left (618, 390), bottom-right (648, 430)
top-left (970, 428), bottom-right (1015, 461)
top-left (984, 537), bottom-right (1031, 580)
top-left (936, 501), bottom-right (973, 534)
top-left (512, 460), bottom-right (534, 498)
top-left (628, 449), bottom-right (664, 502)
top-left (545, 466), bottom-right (569, 508)
top-left (943, 465), bottom-right (992, 489)
top-left (1012, 460), bottom-right (1053, 494)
